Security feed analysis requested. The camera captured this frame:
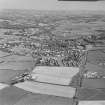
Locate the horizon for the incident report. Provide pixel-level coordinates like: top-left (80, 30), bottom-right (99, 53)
top-left (1, 9), bottom-right (105, 16)
top-left (0, 0), bottom-right (105, 11)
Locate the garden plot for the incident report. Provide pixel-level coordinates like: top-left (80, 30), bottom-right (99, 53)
top-left (33, 66), bottom-right (79, 78)
top-left (82, 79), bottom-right (105, 89)
top-left (0, 54), bottom-right (35, 70)
top-left (14, 93), bottom-right (74, 105)
top-left (0, 55), bottom-right (33, 62)
top-left (0, 69), bottom-right (26, 84)
top-left (0, 61), bottom-right (34, 71)
top-left (15, 81), bottom-right (76, 98)
top-left (31, 66), bottom-right (79, 86)
top-left (85, 63), bottom-right (105, 74)
top-left (77, 88), bottom-right (105, 100)
top-left (87, 50), bottom-right (105, 67)
top-left (79, 101), bottom-right (105, 105)
top-left (0, 86), bottom-right (29, 105)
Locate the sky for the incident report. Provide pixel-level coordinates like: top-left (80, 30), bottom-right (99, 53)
top-left (0, 0), bottom-right (105, 11)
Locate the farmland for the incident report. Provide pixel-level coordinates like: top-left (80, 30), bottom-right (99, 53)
top-left (0, 9), bottom-right (105, 105)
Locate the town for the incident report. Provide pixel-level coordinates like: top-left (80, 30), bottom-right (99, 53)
top-left (0, 10), bottom-right (105, 105)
